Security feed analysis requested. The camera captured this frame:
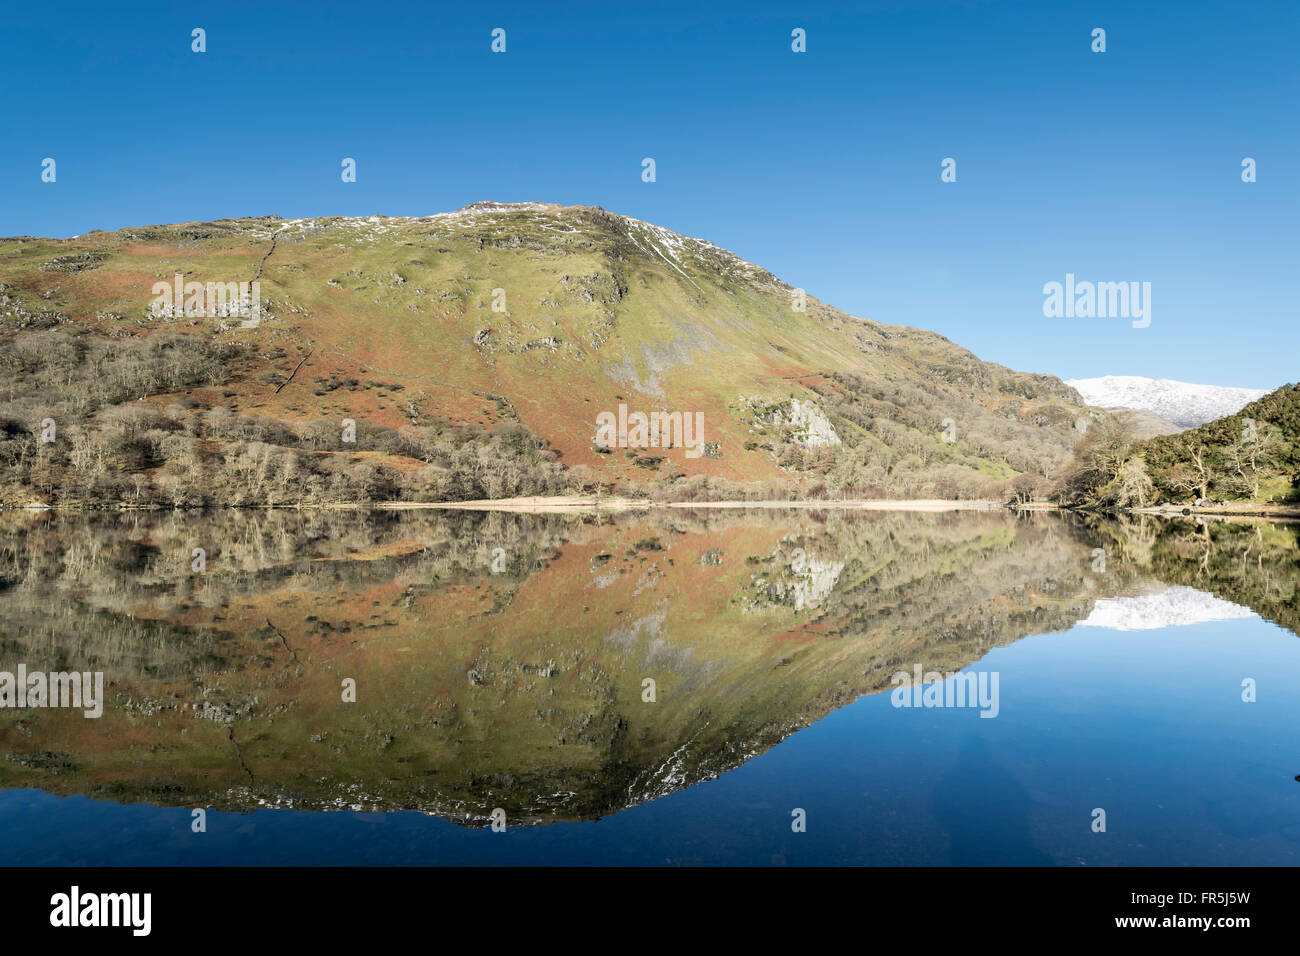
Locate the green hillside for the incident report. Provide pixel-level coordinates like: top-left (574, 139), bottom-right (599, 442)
top-left (1057, 384), bottom-right (1300, 508)
top-left (1, 202), bottom-right (1092, 505)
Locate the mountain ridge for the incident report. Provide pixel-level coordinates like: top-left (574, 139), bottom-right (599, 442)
top-left (1066, 375), bottom-right (1270, 429)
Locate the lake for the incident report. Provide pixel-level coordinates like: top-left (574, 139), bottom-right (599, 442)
top-left (1, 507), bottom-right (1297, 865)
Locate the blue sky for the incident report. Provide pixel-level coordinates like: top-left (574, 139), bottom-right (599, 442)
top-left (1, 0), bottom-right (1295, 387)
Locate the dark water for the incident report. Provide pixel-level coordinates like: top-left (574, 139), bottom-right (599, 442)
top-left (1, 507), bottom-right (1297, 865)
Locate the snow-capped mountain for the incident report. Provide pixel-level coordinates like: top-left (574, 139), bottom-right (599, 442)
top-left (1078, 586), bottom-right (1256, 630)
top-left (1066, 375), bottom-right (1270, 429)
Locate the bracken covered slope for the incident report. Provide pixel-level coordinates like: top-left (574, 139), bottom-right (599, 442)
top-left (0, 202), bottom-right (1092, 504)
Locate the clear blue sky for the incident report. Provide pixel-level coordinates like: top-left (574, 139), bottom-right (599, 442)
top-left (1, 0), bottom-right (1295, 388)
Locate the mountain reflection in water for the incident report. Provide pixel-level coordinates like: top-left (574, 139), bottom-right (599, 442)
top-left (0, 507), bottom-right (1297, 864)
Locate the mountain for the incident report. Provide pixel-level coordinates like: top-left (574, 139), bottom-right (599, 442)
top-left (1066, 375), bottom-right (1270, 429)
top-left (1078, 585), bottom-right (1256, 630)
top-left (0, 202), bottom-right (1093, 506)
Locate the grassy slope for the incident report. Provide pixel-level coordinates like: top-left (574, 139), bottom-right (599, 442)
top-left (1, 203), bottom-right (1091, 499)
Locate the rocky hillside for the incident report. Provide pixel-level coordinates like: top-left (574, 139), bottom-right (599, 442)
top-left (1, 202), bottom-right (1093, 504)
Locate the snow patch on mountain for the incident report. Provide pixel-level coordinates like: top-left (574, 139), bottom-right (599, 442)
top-left (1078, 585), bottom-right (1256, 630)
top-left (1066, 375), bottom-right (1269, 428)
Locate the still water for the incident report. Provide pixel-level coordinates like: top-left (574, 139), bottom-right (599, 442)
top-left (1, 508), bottom-right (1297, 865)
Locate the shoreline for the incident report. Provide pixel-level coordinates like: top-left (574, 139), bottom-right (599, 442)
top-left (8, 496), bottom-right (1299, 519)
top-left (393, 497), bottom-right (1012, 513)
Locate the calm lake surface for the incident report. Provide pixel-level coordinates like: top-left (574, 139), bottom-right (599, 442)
top-left (1, 508), bottom-right (1297, 865)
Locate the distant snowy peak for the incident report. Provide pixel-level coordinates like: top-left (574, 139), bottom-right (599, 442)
top-left (1066, 375), bottom-right (1270, 429)
top-left (1079, 586), bottom-right (1256, 631)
